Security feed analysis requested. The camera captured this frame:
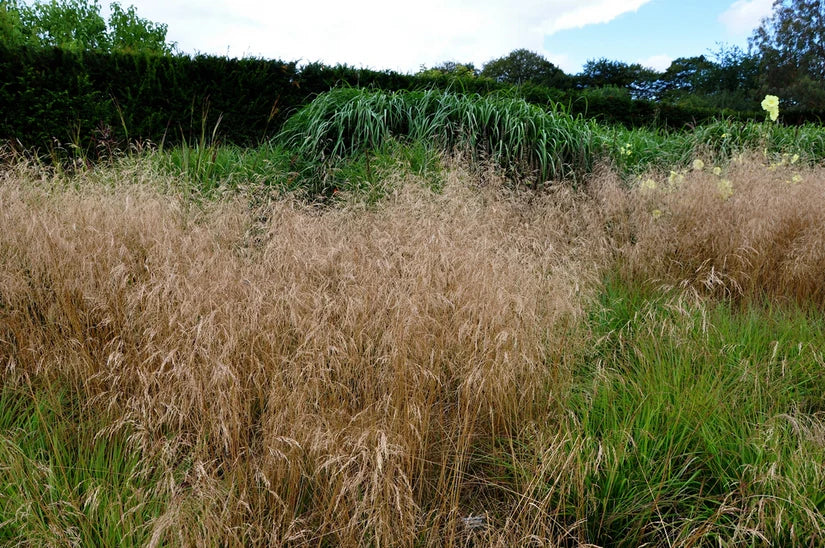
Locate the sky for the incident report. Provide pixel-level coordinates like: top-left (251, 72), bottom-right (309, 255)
top-left (109, 0), bottom-right (776, 74)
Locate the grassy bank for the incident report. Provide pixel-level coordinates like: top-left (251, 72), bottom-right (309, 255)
top-left (1, 152), bottom-right (824, 545)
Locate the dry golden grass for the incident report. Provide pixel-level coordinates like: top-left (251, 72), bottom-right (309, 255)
top-left (0, 162), bottom-right (607, 545)
top-left (1, 156), bottom-right (824, 545)
top-left (606, 154), bottom-right (825, 304)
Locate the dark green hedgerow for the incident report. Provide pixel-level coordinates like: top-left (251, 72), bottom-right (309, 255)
top-left (4, 43), bottom-right (807, 156)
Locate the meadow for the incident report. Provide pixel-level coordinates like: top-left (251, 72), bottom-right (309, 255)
top-left (1, 89), bottom-right (824, 546)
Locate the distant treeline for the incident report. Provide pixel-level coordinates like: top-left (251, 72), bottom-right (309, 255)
top-left (0, 44), bottom-right (822, 153)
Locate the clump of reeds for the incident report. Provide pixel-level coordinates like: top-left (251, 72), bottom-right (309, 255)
top-left (278, 88), bottom-right (598, 184)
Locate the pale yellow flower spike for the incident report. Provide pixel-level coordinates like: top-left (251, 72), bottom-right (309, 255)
top-left (761, 94), bottom-right (779, 122)
top-left (693, 159), bottom-right (705, 171)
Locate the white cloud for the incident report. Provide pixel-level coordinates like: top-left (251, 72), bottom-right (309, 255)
top-left (718, 0), bottom-right (774, 36)
top-left (539, 0), bottom-right (654, 34)
top-left (638, 54), bottom-right (672, 72)
top-left (123, 0), bottom-right (655, 74)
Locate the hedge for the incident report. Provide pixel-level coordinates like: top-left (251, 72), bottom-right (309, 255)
top-left (0, 44), bottom-right (814, 155)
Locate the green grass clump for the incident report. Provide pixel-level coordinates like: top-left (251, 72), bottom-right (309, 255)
top-left (0, 380), bottom-right (171, 547)
top-left (153, 142), bottom-right (320, 194)
top-left (326, 138), bottom-right (444, 200)
top-left (555, 280), bottom-right (825, 546)
top-left (599, 125), bottom-right (694, 175)
top-left (691, 118), bottom-right (825, 162)
top-left (601, 118), bottom-right (825, 179)
top-left (278, 87), bottom-right (598, 185)
top-left (147, 133), bottom-right (444, 200)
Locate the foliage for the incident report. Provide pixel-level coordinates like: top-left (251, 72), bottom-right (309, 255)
top-left (577, 58), bottom-right (662, 100)
top-left (0, 0), bottom-right (33, 47)
top-left (2, 156), bottom-right (825, 544)
top-left (705, 45), bottom-right (761, 111)
top-left (278, 87), bottom-right (598, 184)
top-left (576, 47), bottom-right (759, 110)
top-left (0, 380), bottom-right (171, 546)
top-left (22, 0), bottom-right (109, 50)
top-left (417, 60), bottom-right (480, 79)
top-left (1, 0), bottom-right (172, 53)
top-left (481, 48), bottom-right (572, 89)
top-left (659, 55), bottom-right (716, 100)
top-left (105, 1), bottom-right (173, 54)
top-left (750, 0), bottom-right (825, 110)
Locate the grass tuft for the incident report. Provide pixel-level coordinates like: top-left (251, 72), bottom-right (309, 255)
top-left (279, 88), bottom-right (598, 185)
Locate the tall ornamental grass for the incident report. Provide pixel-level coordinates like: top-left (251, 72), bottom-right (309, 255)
top-left (277, 89), bottom-right (825, 190)
top-left (279, 88), bottom-right (598, 184)
top-left (2, 149), bottom-right (824, 546)
top-left (0, 164), bottom-right (605, 546)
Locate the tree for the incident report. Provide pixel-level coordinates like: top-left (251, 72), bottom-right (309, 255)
top-left (0, 1), bottom-right (34, 47)
top-left (107, 2), bottom-right (172, 54)
top-left (1, 0), bottom-right (173, 54)
top-left (577, 58), bottom-right (662, 100)
top-left (660, 55), bottom-right (714, 95)
top-left (481, 49), bottom-right (571, 89)
top-left (651, 46), bottom-right (760, 110)
top-left (750, 0), bottom-right (825, 109)
top-left (710, 45), bottom-right (759, 94)
top-left (22, 0), bottom-right (109, 50)
top-left (705, 45), bottom-right (760, 111)
top-left (418, 61), bottom-right (479, 79)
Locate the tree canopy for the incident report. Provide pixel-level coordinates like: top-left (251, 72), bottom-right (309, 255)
top-left (577, 58), bottom-right (661, 100)
top-left (417, 61), bottom-right (479, 79)
top-left (657, 47), bottom-right (759, 111)
top-left (750, 0), bottom-right (825, 109)
top-left (0, 0), bottom-right (174, 54)
top-left (481, 49), bottom-right (571, 89)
